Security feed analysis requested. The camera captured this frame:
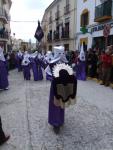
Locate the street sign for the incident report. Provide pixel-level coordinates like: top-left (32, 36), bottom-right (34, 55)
top-left (103, 24), bottom-right (111, 37)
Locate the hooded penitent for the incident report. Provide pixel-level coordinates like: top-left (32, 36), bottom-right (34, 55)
top-left (17, 50), bottom-right (23, 57)
top-left (30, 51), bottom-right (38, 59)
top-left (22, 51), bottom-right (30, 66)
top-left (50, 46), bottom-right (68, 63)
top-left (79, 43), bottom-right (85, 61)
top-left (44, 51), bottom-right (54, 63)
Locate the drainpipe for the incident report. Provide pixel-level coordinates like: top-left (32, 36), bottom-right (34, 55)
top-left (73, 0), bottom-right (77, 51)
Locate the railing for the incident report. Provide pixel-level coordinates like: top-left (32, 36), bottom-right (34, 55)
top-left (64, 4), bottom-right (70, 15)
top-left (0, 7), bottom-right (8, 21)
top-left (53, 30), bottom-right (60, 40)
top-left (95, 0), bottom-right (112, 21)
top-left (47, 32), bottom-right (52, 42)
top-left (49, 16), bottom-right (52, 24)
top-left (0, 31), bottom-right (9, 39)
top-left (55, 11), bottom-right (60, 20)
top-left (61, 31), bottom-right (69, 39)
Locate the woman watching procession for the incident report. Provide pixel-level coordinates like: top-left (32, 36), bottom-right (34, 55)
top-left (45, 46), bottom-right (77, 134)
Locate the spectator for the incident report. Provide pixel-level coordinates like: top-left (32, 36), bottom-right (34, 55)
top-left (101, 49), bottom-right (112, 86)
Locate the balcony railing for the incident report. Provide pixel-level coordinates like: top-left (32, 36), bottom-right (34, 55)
top-left (47, 32), bottom-right (52, 42)
top-left (49, 16), bottom-right (52, 24)
top-left (64, 4), bottom-right (70, 15)
top-left (0, 31), bottom-right (9, 40)
top-left (53, 30), bottom-right (60, 40)
top-left (61, 31), bottom-right (69, 39)
top-left (55, 11), bottom-right (60, 20)
top-left (0, 7), bottom-right (8, 23)
top-left (94, 0), bottom-right (112, 22)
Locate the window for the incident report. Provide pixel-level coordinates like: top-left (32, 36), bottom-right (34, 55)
top-left (81, 9), bottom-right (89, 27)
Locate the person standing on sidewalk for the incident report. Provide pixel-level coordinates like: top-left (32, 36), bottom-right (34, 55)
top-left (101, 49), bottom-right (112, 86)
top-left (0, 45), bottom-right (9, 90)
top-left (0, 117), bottom-right (10, 146)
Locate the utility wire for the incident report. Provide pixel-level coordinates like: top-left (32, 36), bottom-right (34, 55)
top-left (10, 20), bottom-right (38, 23)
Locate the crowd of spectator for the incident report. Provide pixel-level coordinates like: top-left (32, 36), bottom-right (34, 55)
top-left (3, 45), bottom-right (113, 88)
top-left (66, 45), bottom-right (113, 88)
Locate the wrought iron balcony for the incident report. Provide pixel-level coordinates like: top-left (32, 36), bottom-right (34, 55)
top-left (0, 7), bottom-right (8, 23)
top-left (55, 11), bottom-right (60, 20)
top-left (64, 4), bottom-right (70, 15)
top-left (61, 31), bottom-right (69, 39)
top-left (94, 0), bottom-right (112, 22)
top-left (47, 32), bottom-right (52, 42)
top-left (53, 30), bottom-right (60, 40)
top-left (0, 31), bottom-right (9, 41)
top-left (49, 16), bottom-right (52, 24)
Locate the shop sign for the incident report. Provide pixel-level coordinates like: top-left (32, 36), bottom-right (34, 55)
top-left (92, 25), bottom-right (104, 32)
top-left (91, 22), bottom-right (113, 33)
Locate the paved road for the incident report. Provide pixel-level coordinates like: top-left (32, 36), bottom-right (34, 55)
top-left (0, 70), bottom-right (113, 150)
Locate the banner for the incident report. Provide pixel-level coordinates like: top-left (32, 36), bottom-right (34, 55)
top-left (34, 21), bottom-right (44, 42)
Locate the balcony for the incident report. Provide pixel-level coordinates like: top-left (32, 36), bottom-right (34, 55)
top-left (94, 0), bottom-right (112, 22)
top-left (49, 16), bottom-right (52, 24)
top-left (55, 11), bottom-right (60, 20)
top-left (61, 29), bottom-right (69, 39)
top-left (47, 32), bottom-right (52, 42)
top-left (64, 4), bottom-right (70, 15)
top-left (53, 30), bottom-right (60, 41)
top-left (0, 31), bottom-right (9, 41)
top-left (0, 7), bottom-right (8, 23)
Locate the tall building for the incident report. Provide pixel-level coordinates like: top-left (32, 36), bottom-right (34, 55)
top-left (76, 0), bottom-right (96, 51)
top-left (0, 0), bottom-right (12, 52)
top-left (92, 0), bottom-right (113, 50)
top-left (76, 0), bottom-right (113, 51)
top-left (41, 0), bottom-right (77, 51)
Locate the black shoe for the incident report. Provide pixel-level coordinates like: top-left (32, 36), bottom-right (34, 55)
top-left (53, 126), bottom-right (60, 134)
top-left (0, 135), bottom-right (10, 146)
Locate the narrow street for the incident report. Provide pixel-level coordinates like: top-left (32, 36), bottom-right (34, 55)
top-left (0, 70), bottom-right (113, 150)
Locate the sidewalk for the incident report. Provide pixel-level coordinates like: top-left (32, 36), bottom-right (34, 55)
top-left (0, 70), bottom-right (113, 150)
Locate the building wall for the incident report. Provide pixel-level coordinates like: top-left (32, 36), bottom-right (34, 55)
top-left (42, 0), bottom-right (77, 51)
top-left (0, 0), bottom-right (12, 52)
top-left (76, 0), bottom-right (113, 51)
top-left (76, 0), bottom-right (96, 50)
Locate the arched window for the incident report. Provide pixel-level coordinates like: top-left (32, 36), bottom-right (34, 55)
top-left (81, 9), bottom-right (89, 27)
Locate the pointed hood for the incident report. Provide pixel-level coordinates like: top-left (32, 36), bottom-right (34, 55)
top-left (79, 43), bottom-right (85, 61)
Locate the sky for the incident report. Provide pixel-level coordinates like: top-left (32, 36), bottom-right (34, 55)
top-left (10, 0), bottom-right (53, 43)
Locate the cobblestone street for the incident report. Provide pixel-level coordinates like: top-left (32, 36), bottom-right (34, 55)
top-left (0, 70), bottom-right (113, 150)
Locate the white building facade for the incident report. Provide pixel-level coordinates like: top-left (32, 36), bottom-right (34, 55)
top-left (76, 0), bottom-right (113, 51)
top-left (0, 0), bottom-right (12, 52)
top-left (41, 0), bottom-right (77, 51)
